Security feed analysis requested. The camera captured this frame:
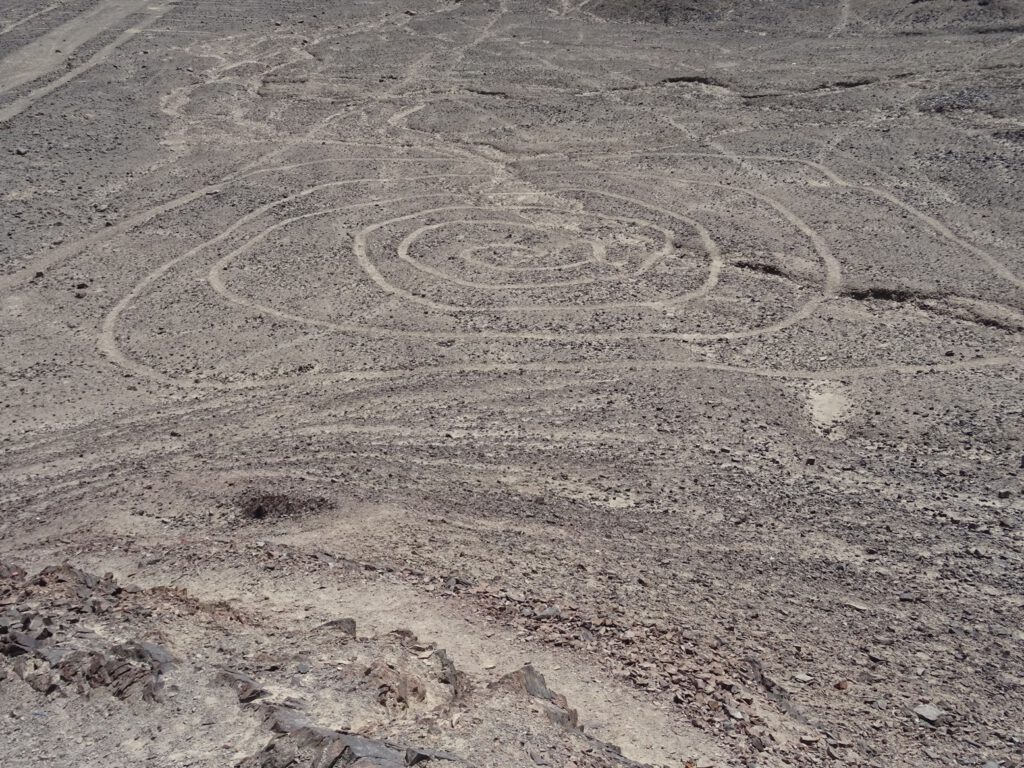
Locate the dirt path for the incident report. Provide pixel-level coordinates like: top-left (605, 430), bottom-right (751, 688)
top-left (0, 0), bottom-right (171, 123)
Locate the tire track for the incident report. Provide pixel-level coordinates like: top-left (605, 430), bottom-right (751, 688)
top-left (0, 0), bottom-right (172, 123)
top-left (3, 350), bottom-right (1016, 503)
top-left (0, 1), bottom-right (65, 36)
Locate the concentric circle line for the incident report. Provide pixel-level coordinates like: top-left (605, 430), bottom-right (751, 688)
top-left (563, 153), bottom-right (1021, 292)
top-left (398, 216), bottom-right (643, 288)
top-left (11, 146), bottom-right (1013, 301)
top-left (528, 173), bottom-right (841, 300)
top-left (386, 207), bottom-right (688, 293)
top-left (352, 188), bottom-right (728, 312)
top-left (0, 152), bottom-right (480, 293)
top-left (551, 186), bottom-right (723, 278)
top-left (202, 178), bottom-right (823, 337)
top-left (99, 174), bottom-right (491, 385)
top-left (104, 168), bottom-right (839, 393)
top-left (203, 196), bottom-right (716, 319)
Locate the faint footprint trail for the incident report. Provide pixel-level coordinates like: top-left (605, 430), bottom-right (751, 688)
top-left (831, 0), bottom-right (852, 37)
top-left (0, 1), bottom-right (65, 35)
top-left (0, 0), bottom-right (150, 96)
top-left (0, 0), bottom-right (173, 123)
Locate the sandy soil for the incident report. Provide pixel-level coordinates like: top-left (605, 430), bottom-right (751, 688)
top-left (1, 1), bottom-right (1022, 766)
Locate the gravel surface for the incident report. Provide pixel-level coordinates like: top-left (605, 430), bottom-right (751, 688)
top-left (1, 1), bottom-right (1022, 766)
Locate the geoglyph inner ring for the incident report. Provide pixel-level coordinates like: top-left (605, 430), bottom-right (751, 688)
top-left (354, 190), bottom-right (723, 312)
top-left (459, 236), bottom-right (598, 274)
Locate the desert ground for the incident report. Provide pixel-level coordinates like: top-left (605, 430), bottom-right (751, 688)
top-left (1, 1), bottom-right (1022, 766)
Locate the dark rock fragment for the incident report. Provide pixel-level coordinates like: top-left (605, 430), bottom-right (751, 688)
top-left (497, 664), bottom-right (579, 729)
top-left (220, 667), bottom-right (267, 702)
top-left (320, 617), bottom-right (357, 637)
top-left (405, 746), bottom-right (459, 765)
top-left (912, 703), bottom-right (948, 724)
